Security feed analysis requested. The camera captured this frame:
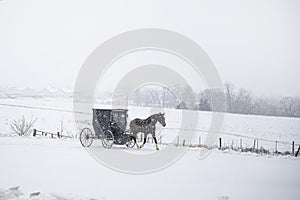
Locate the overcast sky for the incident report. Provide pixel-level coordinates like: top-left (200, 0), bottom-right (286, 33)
top-left (0, 0), bottom-right (299, 97)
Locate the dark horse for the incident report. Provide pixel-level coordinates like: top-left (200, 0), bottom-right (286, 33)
top-left (130, 113), bottom-right (166, 150)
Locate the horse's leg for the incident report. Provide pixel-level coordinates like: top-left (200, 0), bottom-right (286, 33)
top-left (153, 135), bottom-right (159, 150)
top-left (139, 134), bottom-right (147, 149)
top-left (132, 131), bottom-right (140, 149)
top-left (132, 135), bottom-right (137, 148)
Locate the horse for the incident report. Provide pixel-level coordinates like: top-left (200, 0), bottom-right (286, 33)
top-left (130, 112), bottom-right (166, 150)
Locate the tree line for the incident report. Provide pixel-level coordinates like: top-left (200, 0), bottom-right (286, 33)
top-left (128, 83), bottom-right (300, 118)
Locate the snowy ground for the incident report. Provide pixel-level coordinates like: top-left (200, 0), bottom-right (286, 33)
top-left (0, 137), bottom-right (299, 200)
top-left (0, 97), bottom-right (300, 199)
top-left (0, 97), bottom-right (300, 151)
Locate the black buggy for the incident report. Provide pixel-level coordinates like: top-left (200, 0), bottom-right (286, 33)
top-left (79, 109), bottom-right (136, 148)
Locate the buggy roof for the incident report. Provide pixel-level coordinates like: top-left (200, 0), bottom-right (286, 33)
top-left (92, 108), bottom-right (128, 112)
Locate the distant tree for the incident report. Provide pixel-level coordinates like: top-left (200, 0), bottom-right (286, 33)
top-left (138, 88), bottom-right (153, 106)
top-left (198, 98), bottom-right (211, 111)
top-left (224, 82), bottom-right (236, 113)
top-left (160, 87), bottom-right (179, 108)
top-left (198, 89), bottom-right (211, 111)
top-left (234, 88), bottom-right (253, 114)
top-left (223, 83), bottom-right (253, 114)
top-left (130, 86), bottom-right (179, 108)
top-left (10, 116), bottom-right (36, 136)
top-left (176, 101), bottom-right (187, 109)
top-left (130, 89), bottom-right (143, 106)
top-left (280, 97), bottom-right (300, 117)
top-left (149, 87), bottom-right (177, 108)
top-left (198, 88), bottom-right (226, 112)
top-left (124, 82), bottom-right (300, 118)
top-left (173, 85), bottom-right (197, 109)
top-left (252, 98), bottom-right (279, 116)
top-left (198, 89), bottom-right (211, 102)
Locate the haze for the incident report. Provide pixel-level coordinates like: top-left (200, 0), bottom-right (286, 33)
top-left (0, 0), bottom-right (299, 97)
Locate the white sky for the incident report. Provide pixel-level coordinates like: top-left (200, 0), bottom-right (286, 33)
top-left (0, 0), bottom-right (299, 97)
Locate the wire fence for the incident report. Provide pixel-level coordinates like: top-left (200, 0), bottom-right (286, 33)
top-left (142, 127), bottom-right (300, 155)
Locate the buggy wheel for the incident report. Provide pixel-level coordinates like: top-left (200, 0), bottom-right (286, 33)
top-left (102, 130), bottom-right (114, 149)
top-left (79, 128), bottom-right (93, 147)
top-left (126, 136), bottom-right (136, 148)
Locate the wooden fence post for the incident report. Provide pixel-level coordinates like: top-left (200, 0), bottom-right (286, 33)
top-left (256, 139), bottom-right (259, 149)
top-left (253, 139), bottom-right (256, 150)
top-left (177, 136), bottom-right (179, 146)
top-left (198, 137), bottom-right (201, 147)
top-left (275, 141), bottom-right (278, 153)
top-left (183, 139), bottom-right (185, 146)
top-left (295, 145), bottom-right (300, 157)
top-left (292, 141), bottom-right (295, 155)
top-left (33, 129), bottom-right (37, 137)
top-left (240, 138), bottom-right (242, 149)
top-left (219, 138), bottom-right (222, 149)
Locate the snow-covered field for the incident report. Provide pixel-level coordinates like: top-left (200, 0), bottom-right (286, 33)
top-left (0, 97), bottom-right (300, 151)
top-left (0, 137), bottom-right (299, 200)
top-left (0, 97), bottom-right (300, 199)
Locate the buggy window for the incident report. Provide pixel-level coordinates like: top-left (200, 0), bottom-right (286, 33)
top-left (96, 110), bottom-right (111, 131)
top-left (112, 111), bottom-right (127, 131)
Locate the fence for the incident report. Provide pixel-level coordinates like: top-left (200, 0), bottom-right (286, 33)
top-left (33, 129), bottom-right (71, 139)
top-left (142, 127), bottom-right (300, 156)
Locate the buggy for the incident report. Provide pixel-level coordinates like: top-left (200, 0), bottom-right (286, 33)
top-left (79, 109), bottom-right (136, 148)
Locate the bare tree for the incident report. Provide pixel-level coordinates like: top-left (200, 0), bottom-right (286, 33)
top-left (157, 87), bottom-right (179, 108)
top-left (176, 101), bottom-right (187, 109)
top-left (130, 86), bottom-right (179, 108)
top-left (198, 98), bottom-right (211, 111)
top-left (234, 88), bottom-right (253, 114)
top-left (223, 83), bottom-right (254, 114)
top-left (210, 88), bottom-right (226, 112)
top-left (150, 88), bottom-right (162, 106)
top-left (198, 89), bottom-right (210, 102)
top-left (173, 85), bottom-right (196, 109)
top-left (130, 87), bottom-right (154, 107)
top-left (252, 98), bottom-right (279, 116)
top-left (10, 116), bottom-right (36, 136)
top-left (224, 82), bottom-right (236, 112)
top-left (280, 97), bottom-right (300, 117)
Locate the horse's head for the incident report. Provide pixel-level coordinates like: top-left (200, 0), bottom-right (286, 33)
top-left (155, 112), bottom-right (166, 127)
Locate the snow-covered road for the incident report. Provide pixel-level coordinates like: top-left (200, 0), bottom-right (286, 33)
top-left (0, 137), bottom-right (299, 200)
